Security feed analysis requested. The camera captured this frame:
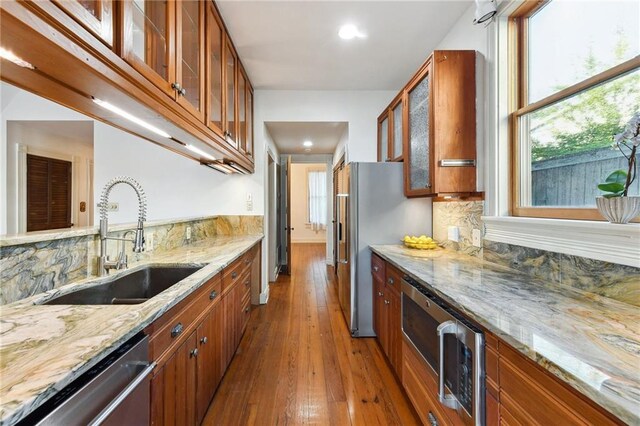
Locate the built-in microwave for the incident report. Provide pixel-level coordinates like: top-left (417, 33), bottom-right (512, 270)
top-left (401, 276), bottom-right (485, 426)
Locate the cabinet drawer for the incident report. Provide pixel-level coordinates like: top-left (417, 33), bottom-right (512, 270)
top-left (486, 346), bottom-right (499, 397)
top-left (149, 275), bottom-right (222, 362)
top-left (385, 263), bottom-right (403, 294)
top-left (371, 253), bottom-right (386, 282)
top-left (222, 257), bottom-right (250, 293)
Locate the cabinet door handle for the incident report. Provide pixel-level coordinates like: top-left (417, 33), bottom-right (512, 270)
top-left (232, 271), bottom-right (238, 279)
top-left (378, 291), bottom-right (384, 297)
top-left (170, 323), bottom-right (183, 338)
top-left (387, 277), bottom-right (394, 285)
top-left (373, 265), bottom-right (379, 272)
top-left (384, 300), bottom-right (390, 305)
top-left (244, 258), bottom-right (251, 265)
top-left (209, 290), bottom-right (218, 300)
top-left (190, 348), bottom-right (199, 358)
top-left (171, 82), bottom-right (182, 92)
top-left (428, 411), bottom-right (439, 426)
top-left (244, 279), bottom-right (250, 287)
top-left (244, 307), bottom-right (250, 313)
top-left (200, 336), bottom-right (208, 345)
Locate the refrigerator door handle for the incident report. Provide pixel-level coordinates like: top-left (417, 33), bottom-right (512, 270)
top-left (336, 194), bottom-right (349, 264)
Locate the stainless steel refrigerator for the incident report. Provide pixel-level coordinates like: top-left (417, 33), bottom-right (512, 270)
top-left (335, 162), bottom-right (433, 337)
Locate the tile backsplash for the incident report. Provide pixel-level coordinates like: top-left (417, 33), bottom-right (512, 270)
top-left (0, 215), bottom-right (263, 305)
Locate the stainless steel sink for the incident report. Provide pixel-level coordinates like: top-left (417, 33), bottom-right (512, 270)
top-left (42, 265), bottom-right (203, 305)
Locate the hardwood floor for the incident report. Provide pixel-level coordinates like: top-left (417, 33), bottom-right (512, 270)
top-left (202, 243), bottom-right (420, 425)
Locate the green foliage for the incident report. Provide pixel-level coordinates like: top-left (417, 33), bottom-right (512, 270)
top-left (598, 170), bottom-right (627, 197)
top-left (530, 37), bottom-right (639, 162)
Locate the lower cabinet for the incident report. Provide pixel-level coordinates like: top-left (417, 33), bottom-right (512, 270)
top-left (372, 255), bottom-right (402, 379)
top-left (148, 242), bottom-right (259, 426)
top-left (151, 332), bottom-right (198, 425)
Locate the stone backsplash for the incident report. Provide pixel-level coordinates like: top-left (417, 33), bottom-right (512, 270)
top-left (0, 215), bottom-right (263, 305)
top-left (432, 200), bottom-right (639, 307)
top-left (432, 201), bottom-right (484, 258)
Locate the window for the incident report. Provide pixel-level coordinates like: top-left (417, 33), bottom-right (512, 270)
top-left (307, 169), bottom-right (327, 231)
top-left (510, 0), bottom-right (640, 220)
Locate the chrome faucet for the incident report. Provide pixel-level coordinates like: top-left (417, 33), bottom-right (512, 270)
top-left (98, 176), bottom-right (147, 276)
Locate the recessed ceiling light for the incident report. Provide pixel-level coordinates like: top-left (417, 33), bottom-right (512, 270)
top-left (338, 24), bottom-right (366, 40)
top-left (303, 140), bottom-right (313, 147)
top-left (0, 47), bottom-right (35, 69)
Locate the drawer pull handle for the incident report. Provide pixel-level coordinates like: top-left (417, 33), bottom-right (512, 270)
top-left (428, 411), bottom-right (438, 426)
top-left (209, 290), bottom-right (218, 300)
top-left (384, 300), bottom-right (390, 305)
top-left (387, 277), bottom-right (394, 285)
top-left (244, 307), bottom-right (250, 313)
top-left (245, 279), bottom-right (250, 287)
top-left (171, 323), bottom-right (183, 338)
top-left (200, 336), bottom-right (208, 345)
top-left (245, 258), bottom-right (251, 265)
top-left (232, 271), bottom-right (238, 279)
top-left (373, 265), bottom-right (379, 272)
top-left (190, 348), bottom-right (198, 358)
top-left (378, 291), bottom-right (384, 297)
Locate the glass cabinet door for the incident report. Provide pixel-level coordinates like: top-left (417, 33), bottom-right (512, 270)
top-left (225, 41), bottom-right (237, 147)
top-left (176, 0), bottom-right (204, 120)
top-left (206, 2), bottom-right (223, 136)
top-left (123, 0), bottom-right (175, 96)
top-left (246, 86), bottom-right (254, 158)
top-left (238, 68), bottom-right (247, 153)
top-left (53, 0), bottom-right (114, 45)
top-left (406, 66), bottom-right (433, 195)
top-left (391, 100), bottom-right (404, 160)
top-left (378, 113), bottom-right (389, 162)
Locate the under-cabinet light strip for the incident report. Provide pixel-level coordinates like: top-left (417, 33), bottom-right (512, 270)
top-left (92, 98), bottom-right (171, 139)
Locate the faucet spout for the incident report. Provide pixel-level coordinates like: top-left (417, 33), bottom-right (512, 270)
top-left (98, 176), bottom-right (147, 275)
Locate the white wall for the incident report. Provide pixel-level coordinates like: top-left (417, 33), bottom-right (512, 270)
top-left (255, 90), bottom-right (395, 164)
top-left (290, 163), bottom-right (327, 243)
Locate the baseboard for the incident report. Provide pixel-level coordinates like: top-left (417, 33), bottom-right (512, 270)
top-left (259, 285), bottom-right (269, 304)
top-left (291, 240), bottom-right (327, 244)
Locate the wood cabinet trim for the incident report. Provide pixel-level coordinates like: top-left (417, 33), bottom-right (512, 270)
top-left (388, 93), bottom-right (404, 162)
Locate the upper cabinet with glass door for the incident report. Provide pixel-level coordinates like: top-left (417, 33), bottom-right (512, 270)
top-left (224, 40), bottom-right (238, 148)
top-left (122, 0), bottom-right (175, 96)
top-left (53, 0), bottom-right (114, 46)
top-left (403, 50), bottom-right (477, 197)
top-left (377, 94), bottom-right (404, 162)
top-left (206, 2), bottom-right (224, 139)
top-left (175, 0), bottom-right (205, 120)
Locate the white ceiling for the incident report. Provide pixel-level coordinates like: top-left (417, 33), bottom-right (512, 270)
top-left (217, 1), bottom-right (472, 90)
top-left (266, 121), bottom-right (347, 154)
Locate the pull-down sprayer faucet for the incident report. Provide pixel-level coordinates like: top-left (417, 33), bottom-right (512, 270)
top-left (98, 176), bottom-right (147, 276)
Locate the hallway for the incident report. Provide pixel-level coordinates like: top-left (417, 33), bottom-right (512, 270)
top-left (203, 243), bottom-right (420, 425)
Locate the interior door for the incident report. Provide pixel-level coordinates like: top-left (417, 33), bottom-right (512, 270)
top-left (285, 155), bottom-right (293, 275)
top-left (27, 154), bottom-right (73, 232)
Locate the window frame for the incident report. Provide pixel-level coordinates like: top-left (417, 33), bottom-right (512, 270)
top-left (509, 0), bottom-right (640, 220)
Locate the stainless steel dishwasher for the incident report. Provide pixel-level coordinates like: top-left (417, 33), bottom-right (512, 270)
top-left (19, 333), bottom-right (155, 426)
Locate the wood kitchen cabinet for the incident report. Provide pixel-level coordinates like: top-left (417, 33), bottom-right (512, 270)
top-left (122, 0), bottom-right (205, 119)
top-left (1, 0), bottom-right (256, 172)
top-left (377, 94), bottom-right (405, 162)
top-left (53, 0), bottom-right (114, 46)
top-left (151, 331), bottom-right (198, 426)
top-left (371, 254), bottom-right (402, 379)
top-left (404, 50), bottom-right (477, 197)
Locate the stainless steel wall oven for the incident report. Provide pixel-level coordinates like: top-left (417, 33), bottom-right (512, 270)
top-left (402, 276), bottom-right (485, 426)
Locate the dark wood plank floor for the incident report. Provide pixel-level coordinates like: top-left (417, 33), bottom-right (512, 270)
top-left (202, 243), bottom-right (420, 425)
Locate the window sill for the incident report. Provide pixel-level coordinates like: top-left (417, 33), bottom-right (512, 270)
top-left (482, 216), bottom-right (640, 268)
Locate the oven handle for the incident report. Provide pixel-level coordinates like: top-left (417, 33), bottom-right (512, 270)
top-left (437, 320), bottom-right (459, 410)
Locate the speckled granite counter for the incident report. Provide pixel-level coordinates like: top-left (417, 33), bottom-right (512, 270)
top-left (0, 235), bottom-right (262, 426)
top-left (370, 245), bottom-right (640, 425)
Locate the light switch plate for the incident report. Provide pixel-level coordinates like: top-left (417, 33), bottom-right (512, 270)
top-left (186, 226), bottom-right (192, 241)
top-left (448, 226), bottom-right (460, 242)
top-left (146, 232), bottom-right (155, 251)
top-left (472, 229), bottom-right (482, 247)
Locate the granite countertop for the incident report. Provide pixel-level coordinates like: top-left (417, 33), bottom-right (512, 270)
top-left (370, 245), bottom-right (640, 425)
top-left (0, 235), bottom-right (262, 426)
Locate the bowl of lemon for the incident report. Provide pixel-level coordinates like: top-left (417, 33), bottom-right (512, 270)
top-left (403, 235), bottom-right (438, 250)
